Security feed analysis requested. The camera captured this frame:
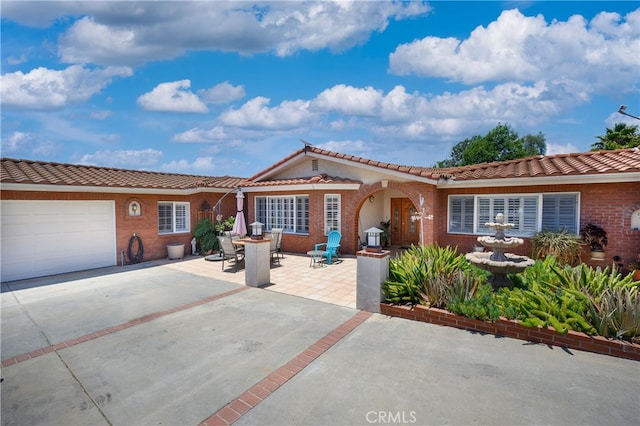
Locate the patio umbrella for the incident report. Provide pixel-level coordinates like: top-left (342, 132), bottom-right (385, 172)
top-left (232, 190), bottom-right (247, 236)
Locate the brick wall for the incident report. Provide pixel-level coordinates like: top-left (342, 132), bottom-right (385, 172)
top-left (1, 190), bottom-right (237, 264)
top-left (434, 182), bottom-right (640, 267)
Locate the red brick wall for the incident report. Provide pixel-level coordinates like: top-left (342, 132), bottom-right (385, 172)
top-left (434, 182), bottom-right (640, 267)
top-left (1, 190), bottom-right (237, 264)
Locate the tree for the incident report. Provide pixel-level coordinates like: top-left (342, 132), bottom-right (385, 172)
top-left (591, 123), bottom-right (640, 151)
top-left (436, 123), bottom-right (546, 168)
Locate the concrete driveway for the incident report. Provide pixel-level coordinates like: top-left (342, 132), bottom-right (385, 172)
top-left (1, 260), bottom-right (639, 426)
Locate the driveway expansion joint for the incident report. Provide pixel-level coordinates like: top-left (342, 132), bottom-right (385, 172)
top-left (1, 286), bottom-right (248, 367)
top-left (199, 310), bottom-right (372, 426)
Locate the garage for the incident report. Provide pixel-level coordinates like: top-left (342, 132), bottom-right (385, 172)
top-left (1, 200), bottom-right (117, 282)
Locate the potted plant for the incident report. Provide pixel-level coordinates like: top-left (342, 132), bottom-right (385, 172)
top-left (580, 224), bottom-right (608, 261)
top-left (628, 254), bottom-right (640, 281)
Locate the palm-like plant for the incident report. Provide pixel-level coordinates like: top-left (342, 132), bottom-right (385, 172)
top-left (591, 123), bottom-right (640, 151)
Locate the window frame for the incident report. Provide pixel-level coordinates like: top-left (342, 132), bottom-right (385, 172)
top-left (158, 201), bottom-right (190, 235)
top-left (255, 195), bottom-right (309, 234)
top-left (448, 192), bottom-right (580, 237)
top-left (324, 194), bottom-right (341, 236)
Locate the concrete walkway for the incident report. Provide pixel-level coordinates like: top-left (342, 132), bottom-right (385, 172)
top-left (1, 260), bottom-right (638, 425)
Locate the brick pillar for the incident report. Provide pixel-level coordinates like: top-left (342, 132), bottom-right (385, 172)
top-left (356, 250), bottom-right (390, 313)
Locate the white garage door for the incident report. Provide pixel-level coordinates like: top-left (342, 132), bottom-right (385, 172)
top-left (1, 200), bottom-right (117, 282)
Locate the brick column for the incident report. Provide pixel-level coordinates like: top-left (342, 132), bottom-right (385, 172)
top-left (356, 250), bottom-right (390, 313)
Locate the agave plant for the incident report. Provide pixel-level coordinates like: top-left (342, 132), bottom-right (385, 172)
top-left (530, 229), bottom-right (583, 266)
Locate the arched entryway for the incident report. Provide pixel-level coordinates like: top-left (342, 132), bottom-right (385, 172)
top-left (357, 187), bottom-right (420, 250)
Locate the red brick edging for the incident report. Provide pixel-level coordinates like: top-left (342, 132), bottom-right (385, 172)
top-left (380, 303), bottom-right (640, 362)
top-left (200, 310), bottom-right (372, 426)
top-left (1, 287), bottom-right (249, 367)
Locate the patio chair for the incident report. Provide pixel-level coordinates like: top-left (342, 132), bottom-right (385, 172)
top-left (266, 232), bottom-right (280, 264)
top-left (271, 228), bottom-right (284, 259)
top-left (314, 231), bottom-right (342, 265)
top-left (219, 237), bottom-right (245, 272)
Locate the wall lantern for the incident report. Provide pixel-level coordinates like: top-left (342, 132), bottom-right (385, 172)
top-left (250, 221), bottom-right (264, 240)
top-left (369, 195), bottom-right (375, 203)
top-left (365, 227), bottom-right (383, 253)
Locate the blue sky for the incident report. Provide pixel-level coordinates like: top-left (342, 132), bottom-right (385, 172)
top-left (2, 1), bottom-right (639, 177)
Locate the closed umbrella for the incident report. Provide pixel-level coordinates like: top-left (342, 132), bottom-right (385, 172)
top-left (232, 190), bottom-right (247, 236)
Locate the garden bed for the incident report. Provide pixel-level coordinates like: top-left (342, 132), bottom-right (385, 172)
top-left (380, 303), bottom-right (640, 361)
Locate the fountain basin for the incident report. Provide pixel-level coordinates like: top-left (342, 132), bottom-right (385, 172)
top-left (466, 252), bottom-right (535, 289)
top-left (477, 236), bottom-right (524, 249)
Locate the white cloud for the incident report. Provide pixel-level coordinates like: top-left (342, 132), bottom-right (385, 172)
top-left (1, 131), bottom-right (32, 153)
top-left (5, 1), bottom-right (430, 66)
top-left (198, 82), bottom-right (246, 104)
top-left (312, 85), bottom-right (383, 116)
top-left (79, 148), bottom-right (163, 168)
top-left (220, 97), bottom-right (315, 130)
top-left (546, 143), bottom-right (579, 155)
top-left (316, 139), bottom-right (372, 155)
top-left (389, 8), bottom-right (640, 95)
top-left (90, 110), bottom-right (112, 120)
top-left (172, 126), bottom-right (226, 143)
top-left (0, 65), bottom-right (132, 109)
top-left (7, 53), bottom-right (28, 65)
top-left (137, 80), bottom-right (208, 113)
top-left (160, 156), bottom-right (250, 175)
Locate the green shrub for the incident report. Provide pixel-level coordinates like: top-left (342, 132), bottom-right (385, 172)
top-left (382, 244), bottom-right (481, 307)
top-left (193, 218), bottom-right (218, 253)
top-left (447, 283), bottom-right (502, 321)
top-left (530, 229), bottom-right (583, 266)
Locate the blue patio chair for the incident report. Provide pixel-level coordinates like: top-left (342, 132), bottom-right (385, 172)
top-left (314, 231), bottom-right (342, 265)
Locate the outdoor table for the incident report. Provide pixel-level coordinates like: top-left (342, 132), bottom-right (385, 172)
top-left (307, 250), bottom-right (326, 268)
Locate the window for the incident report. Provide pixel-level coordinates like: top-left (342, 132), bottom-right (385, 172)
top-left (255, 195), bottom-right (309, 234)
top-left (449, 196), bottom-right (474, 233)
top-left (448, 192), bottom-right (579, 236)
top-left (158, 202), bottom-right (190, 234)
top-left (542, 193), bottom-right (579, 233)
top-left (324, 194), bottom-right (341, 235)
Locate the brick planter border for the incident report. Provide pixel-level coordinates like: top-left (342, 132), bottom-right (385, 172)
top-left (380, 303), bottom-right (640, 361)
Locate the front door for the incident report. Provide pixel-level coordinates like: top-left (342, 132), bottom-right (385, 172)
top-left (390, 198), bottom-right (420, 247)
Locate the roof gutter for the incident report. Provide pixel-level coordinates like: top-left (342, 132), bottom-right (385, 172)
top-left (438, 172), bottom-right (640, 189)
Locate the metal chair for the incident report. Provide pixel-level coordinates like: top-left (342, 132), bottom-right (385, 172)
top-left (271, 228), bottom-right (284, 260)
top-left (266, 233), bottom-right (280, 264)
top-left (314, 231), bottom-right (342, 265)
top-left (219, 237), bottom-right (244, 272)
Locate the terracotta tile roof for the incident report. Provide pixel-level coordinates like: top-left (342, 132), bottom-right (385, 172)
top-left (1, 158), bottom-right (245, 190)
top-left (249, 146), bottom-right (640, 184)
top-left (449, 148), bottom-right (640, 181)
top-left (244, 173), bottom-right (361, 187)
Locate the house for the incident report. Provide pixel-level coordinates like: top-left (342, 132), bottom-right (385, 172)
top-left (240, 146), bottom-right (640, 268)
top-left (0, 158), bottom-right (244, 282)
top-left (2, 147), bottom-right (639, 282)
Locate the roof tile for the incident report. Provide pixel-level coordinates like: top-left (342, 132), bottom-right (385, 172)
top-left (1, 158), bottom-right (245, 190)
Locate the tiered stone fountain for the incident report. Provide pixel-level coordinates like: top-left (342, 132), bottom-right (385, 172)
top-left (465, 213), bottom-right (535, 289)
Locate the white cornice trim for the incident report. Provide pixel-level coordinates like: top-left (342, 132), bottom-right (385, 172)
top-left (0, 183), bottom-right (232, 195)
top-left (438, 172), bottom-right (640, 189)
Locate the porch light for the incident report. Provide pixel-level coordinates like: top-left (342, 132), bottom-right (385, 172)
top-left (250, 221), bottom-right (263, 240)
top-left (365, 227), bottom-right (383, 253)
